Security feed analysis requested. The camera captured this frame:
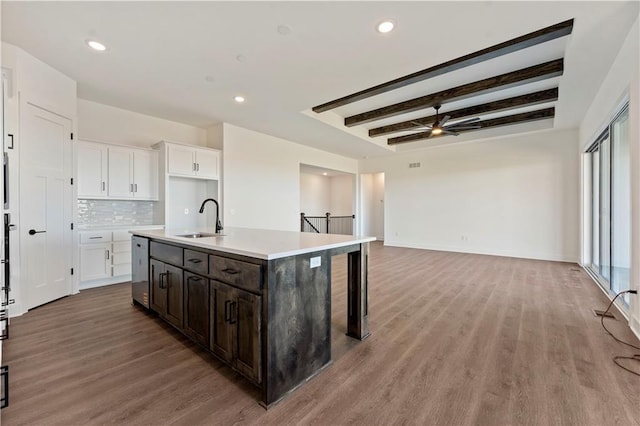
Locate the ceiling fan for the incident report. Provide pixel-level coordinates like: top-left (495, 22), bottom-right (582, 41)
top-left (410, 104), bottom-right (481, 137)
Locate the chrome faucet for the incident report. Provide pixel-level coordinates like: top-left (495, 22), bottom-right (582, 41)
top-left (198, 198), bottom-right (223, 234)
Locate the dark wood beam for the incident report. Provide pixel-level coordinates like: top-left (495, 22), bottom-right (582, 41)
top-left (312, 19), bottom-right (573, 113)
top-left (387, 107), bottom-right (555, 145)
top-left (345, 59), bottom-right (563, 127)
top-left (369, 88), bottom-right (559, 137)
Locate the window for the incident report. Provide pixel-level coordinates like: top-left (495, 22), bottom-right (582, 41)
top-left (587, 104), bottom-right (630, 303)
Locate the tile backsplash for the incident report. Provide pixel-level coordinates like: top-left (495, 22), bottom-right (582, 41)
top-left (77, 199), bottom-right (158, 226)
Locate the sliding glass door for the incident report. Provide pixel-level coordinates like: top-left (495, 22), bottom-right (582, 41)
top-left (588, 104), bottom-right (630, 302)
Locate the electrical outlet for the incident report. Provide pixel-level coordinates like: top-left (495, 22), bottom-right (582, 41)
top-left (184, 208), bottom-right (189, 215)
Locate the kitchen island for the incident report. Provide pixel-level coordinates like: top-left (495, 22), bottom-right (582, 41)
top-left (130, 227), bottom-right (375, 407)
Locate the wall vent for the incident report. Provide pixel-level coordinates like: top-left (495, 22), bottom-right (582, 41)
top-left (409, 162), bottom-right (421, 168)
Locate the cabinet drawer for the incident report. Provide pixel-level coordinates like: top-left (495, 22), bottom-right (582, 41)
top-left (112, 252), bottom-right (131, 266)
top-left (184, 249), bottom-right (208, 275)
top-left (112, 230), bottom-right (132, 242)
top-left (209, 256), bottom-right (262, 293)
top-left (150, 241), bottom-right (183, 266)
top-left (112, 241), bottom-right (131, 253)
top-left (80, 231), bottom-right (112, 244)
top-left (113, 263), bottom-right (131, 276)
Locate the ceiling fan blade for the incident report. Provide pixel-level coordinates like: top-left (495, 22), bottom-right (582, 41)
top-left (443, 130), bottom-right (460, 136)
top-left (446, 125), bottom-right (481, 130)
top-left (448, 117), bottom-right (481, 126)
top-left (410, 121), bottom-right (432, 130)
top-left (439, 115), bottom-right (451, 126)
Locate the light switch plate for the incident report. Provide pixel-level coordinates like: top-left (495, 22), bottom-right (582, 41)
top-left (310, 256), bottom-right (321, 268)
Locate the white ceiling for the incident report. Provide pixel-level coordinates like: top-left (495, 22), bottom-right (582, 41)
top-left (1, 1), bottom-right (638, 159)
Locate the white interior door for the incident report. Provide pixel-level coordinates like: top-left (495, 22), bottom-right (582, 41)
top-left (20, 101), bottom-right (72, 310)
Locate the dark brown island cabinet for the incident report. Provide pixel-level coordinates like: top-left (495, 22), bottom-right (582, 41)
top-left (130, 228), bottom-right (374, 408)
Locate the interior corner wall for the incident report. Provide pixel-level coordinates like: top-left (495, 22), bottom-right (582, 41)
top-left (329, 174), bottom-right (354, 216)
top-left (300, 173), bottom-right (331, 215)
top-left (579, 15), bottom-right (639, 337)
top-left (77, 99), bottom-right (207, 148)
top-left (360, 128), bottom-right (580, 262)
top-left (221, 123), bottom-right (358, 231)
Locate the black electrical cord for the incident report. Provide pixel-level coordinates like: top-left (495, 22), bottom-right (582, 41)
top-left (600, 289), bottom-right (640, 377)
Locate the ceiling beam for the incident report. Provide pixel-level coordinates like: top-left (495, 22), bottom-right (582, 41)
top-left (387, 107), bottom-right (555, 145)
top-left (345, 59), bottom-right (563, 127)
top-left (369, 88), bottom-right (559, 137)
top-left (312, 19), bottom-right (573, 113)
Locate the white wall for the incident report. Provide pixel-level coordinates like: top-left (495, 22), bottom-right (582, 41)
top-left (222, 123), bottom-right (358, 231)
top-left (361, 129), bottom-right (580, 262)
top-left (78, 99), bottom-right (206, 148)
top-left (579, 15), bottom-right (639, 337)
top-left (300, 173), bottom-right (330, 215)
top-left (329, 174), bottom-right (354, 216)
top-left (360, 172), bottom-right (384, 240)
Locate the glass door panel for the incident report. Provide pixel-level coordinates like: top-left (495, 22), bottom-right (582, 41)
top-left (611, 108), bottom-right (630, 297)
top-left (591, 149), bottom-right (600, 272)
top-left (599, 135), bottom-right (611, 283)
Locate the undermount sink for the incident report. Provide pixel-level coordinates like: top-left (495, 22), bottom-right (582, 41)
top-left (176, 232), bottom-right (224, 238)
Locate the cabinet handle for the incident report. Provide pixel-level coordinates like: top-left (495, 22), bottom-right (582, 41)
top-left (159, 272), bottom-right (166, 289)
top-left (88, 236), bottom-right (103, 240)
top-left (187, 275), bottom-right (202, 282)
top-left (134, 183), bottom-right (138, 193)
top-left (192, 163), bottom-right (196, 172)
top-left (187, 258), bottom-right (202, 264)
top-left (165, 270), bottom-right (171, 288)
top-left (102, 181), bottom-right (105, 191)
top-left (221, 268), bottom-right (239, 275)
top-left (229, 301), bottom-right (237, 324)
top-left (106, 250), bottom-right (110, 260)
top-left (196, 163), bottom-right (200, 172)
top-left (224, 300), bottom-right (230, 323)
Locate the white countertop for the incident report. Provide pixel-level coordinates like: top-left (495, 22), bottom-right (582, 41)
top-left (130, 227), bottom-right (376, 260)
top-left (78, 224), bottom-right (165, 231)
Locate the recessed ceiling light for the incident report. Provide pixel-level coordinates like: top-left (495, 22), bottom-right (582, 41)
top-left (234, 96), bottom-right (245, 103)
top-left (277, 25), bottom-right (291, 35)
top-left (376, 20), bottom-right (396, 34)
top-left (322, 172), bottom-right (328, 176)
top-left (86, 40), bottom-right (107, 51)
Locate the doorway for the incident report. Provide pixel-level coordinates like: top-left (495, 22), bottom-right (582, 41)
top-left (20, 101), bottom-right (73, 309)
top-left (360, 172), bottom-right (384, 240)
top-left (586, 104), bottom-right (630, 303)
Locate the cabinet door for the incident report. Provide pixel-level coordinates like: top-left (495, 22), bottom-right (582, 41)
top-left (167, 145), bottom-right (195, 176)
top-left (210, 280), bottom-right (234, 362)
top-left (184, 272), bottom-right (209, 347)
top-left (80, 244), bottom-right (111, 281)
top-left (195, 149), bottom-right (219, 179)
top-left (150, 259), bottom-right (166, 314)
top-left (232, 288), bottom-right (262, 384)
top-left (164, 264), bottom-right (184, 328)
top-left (107, 147), bottom-right (134, 198)
top-left (133, 150), bottom-right (158, 200)
top-left (77, 142), bottom-right (107, 198)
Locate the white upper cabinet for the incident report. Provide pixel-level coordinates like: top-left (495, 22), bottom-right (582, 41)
top-left (166, 143), bottom-right (220, 180)
top-left (133, 149), bottom-right (158, 199)
top-left (107, 147), bottom-right (134, 198)
top-left (195, 149), bottom-right (219, 179)
top-left (77, 141), bottom-right (158, 200)
top-left (77, 142), bottom-right (108, 198)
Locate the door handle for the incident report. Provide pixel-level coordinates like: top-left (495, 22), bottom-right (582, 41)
top-left (28, 229), bottom-right (46, 235)
top-left (229, 301), bottom-right (237, 324)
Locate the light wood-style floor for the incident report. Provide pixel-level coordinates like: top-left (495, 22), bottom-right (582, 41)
top-left (3, 242), bottom-right (639, 425)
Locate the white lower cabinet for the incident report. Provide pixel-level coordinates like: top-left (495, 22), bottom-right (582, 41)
top-left (79, 227), bottom-right (161, 288)
top-left (80, 243), bottom-right (111, 281)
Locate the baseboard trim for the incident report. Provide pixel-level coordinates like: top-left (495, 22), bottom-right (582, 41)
top-left (382, 240), bottom-right (578, 263)
top-left (79, 275), bottom-right (131, 290)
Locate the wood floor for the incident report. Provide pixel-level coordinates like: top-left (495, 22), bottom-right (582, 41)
top-left (3, 242), bottom-right (639, 425)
